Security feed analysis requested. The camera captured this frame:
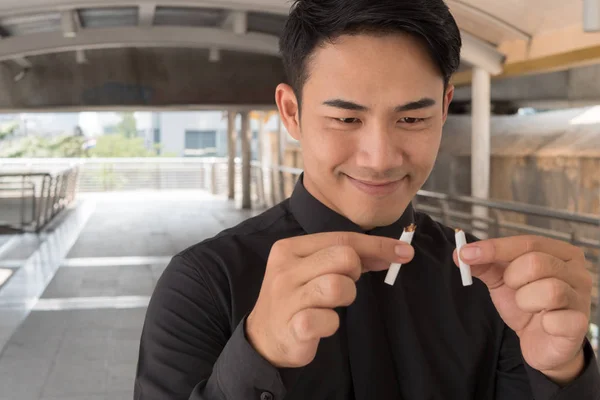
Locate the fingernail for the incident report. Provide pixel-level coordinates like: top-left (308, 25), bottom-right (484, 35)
top-left (461, 246), bottom-right (481, 261)
top-left (395, 244), bottom-right (413, 258)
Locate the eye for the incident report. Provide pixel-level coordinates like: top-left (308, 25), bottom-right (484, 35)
top-left (399, 117), bottom-right (425, 124)
top-left (336, 118), bottom-right (361, 124)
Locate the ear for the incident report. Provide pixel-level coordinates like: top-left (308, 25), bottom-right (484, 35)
top-left (275, 83), bottom-right (302, 141)
top-left (442, 84), bottom-right (455, 125)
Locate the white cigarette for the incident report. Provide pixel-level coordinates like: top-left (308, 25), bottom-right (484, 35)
top-left (384, 224), bottom-right (416, 285)
top-left (455, 229), bottom-right (473, 286)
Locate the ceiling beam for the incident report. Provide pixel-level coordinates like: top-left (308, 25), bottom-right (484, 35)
top-left (0, 26), bottom-right (280, 61)
top-left (209, 47), bottom-right (221, 62)
top-left (61, 10), bottom-right (78, 38)
top-left (0, 32), bottom-right (33, 69)
top-left (452, 42), bottom-right (600, 87)
top-left (222, 10), bottom-right (247, 34)
top-left (0, 0), bottom-right (291, 18)
top-left (460, 31), bottom-right (505, 75)
top-left (0, 0), bottom-right (504, 74)
top-left (446, 0), bottom-right (531, 42)
top-left (139, 4), bottom-right (156, 27)
top-left (12, 57), bottom-right (32, 68)
top-left (75, 48), bottom-right (88, 64)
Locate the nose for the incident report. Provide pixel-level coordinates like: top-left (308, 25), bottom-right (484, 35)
top-left (356, 122), bottom-right (402, 173)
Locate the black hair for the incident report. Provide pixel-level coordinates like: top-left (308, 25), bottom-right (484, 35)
top-left (279, 0), bottom-right (462, 105)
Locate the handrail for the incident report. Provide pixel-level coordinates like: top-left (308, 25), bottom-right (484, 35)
top-left (259, 163), bottom-right (600, 227)
top-left (0, 165), bottom-right (80, 233)
top-left (417, 190), bottom-right (600, 225)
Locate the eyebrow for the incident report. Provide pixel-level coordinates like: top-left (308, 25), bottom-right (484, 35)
top-left (322, 97), bottom-right (437, 112)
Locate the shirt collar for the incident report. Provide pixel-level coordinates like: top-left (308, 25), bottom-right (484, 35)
top-left (289, 173), bottom-right (416, 239)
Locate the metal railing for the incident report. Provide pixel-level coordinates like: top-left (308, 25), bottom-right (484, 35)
top-left (251, 162), bottom-right (600, 354)
top-left (1, 156), bottom-right (600, 350)
top-left (0, 165), bottom-right (80, 233)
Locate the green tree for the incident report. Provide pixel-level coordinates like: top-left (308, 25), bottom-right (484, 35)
top-left (88, 135), bottom-right (155, 157)
top-left (117, 112), bottom-right (138, 138)
top-left (0, 121), bottom-right (18, 141)
top-left (0, 134), bottom-right (85, 157)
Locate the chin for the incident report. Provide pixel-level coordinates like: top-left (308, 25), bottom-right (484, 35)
top-left (347, 203), bottom-right (407, 229)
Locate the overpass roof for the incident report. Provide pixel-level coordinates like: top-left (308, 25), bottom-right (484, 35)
top-left (0, 1), bottom-right (596, 84)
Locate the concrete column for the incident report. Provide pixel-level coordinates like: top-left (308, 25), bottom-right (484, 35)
top-left (227, 111), bottom-right (236, 200)
top-left (472, 67), bottom-right (491, 238)
top-left (584, 0), bottom-right (600, 32)
top-left (277, 116), bottom-right (286, 201)
top-left (241, 111), bottom-right (252, 209)
top-left (256, 112), bottom-right (266, 206)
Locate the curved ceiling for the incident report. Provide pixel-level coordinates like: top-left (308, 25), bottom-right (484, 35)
top-left (0, 0), bottom-right (595, 81)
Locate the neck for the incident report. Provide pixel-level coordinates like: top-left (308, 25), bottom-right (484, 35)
top-left (302, 173), bottom-right (375, 231)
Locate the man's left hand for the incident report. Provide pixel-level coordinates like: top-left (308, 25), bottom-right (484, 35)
top-left (454, 235), bottom-right (593, 384)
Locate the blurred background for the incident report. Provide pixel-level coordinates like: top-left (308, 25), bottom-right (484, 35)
top-left (0, 1), bottom-right (600, 399)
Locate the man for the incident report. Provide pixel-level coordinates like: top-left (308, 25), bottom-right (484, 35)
top-left (134, 0), bottom-right (600, 399)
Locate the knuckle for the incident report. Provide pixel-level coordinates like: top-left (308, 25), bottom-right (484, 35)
top-left (294, 311), bottom-right (313, 340)
top-left (272, 238), bottom-right (288, 253)
top-left (271, 271), bottom-right (289, 293)
top-left (582, 269), bottom-right (593, 292)
top-left (524, 236), bottom-right (540, 253)
top-left (334, 233), bottom-right (351, 247)
top-left (548, 279), bottom-right (568, 307)
top-left (270, 239), bottom-right (289, 262)
top-left (574, 311), bottom-right (590, 332)
top-left (526, 252), bottom-right (546, 279)
top-left (320, 275), bottom-right (343, 300)
top-left (376, 238), bottom-right (386, 259)
top-left (333, 245), bottom-right (360, 269)
top-left (574, 246), bottom-right (586, 262)
top-left (343, 279), bottom-right (357, 305)
top-left (324, 310), bottom-right (340, 336)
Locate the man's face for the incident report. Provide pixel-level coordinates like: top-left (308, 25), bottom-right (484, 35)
top-left (276, 33), bottom-right (454, 229)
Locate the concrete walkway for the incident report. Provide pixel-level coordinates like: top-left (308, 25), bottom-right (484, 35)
top-left (0, 190), bottom-right (260, 400)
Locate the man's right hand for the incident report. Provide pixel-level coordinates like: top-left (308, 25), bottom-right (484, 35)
top-left (245, 231), bottom-right (415, 368)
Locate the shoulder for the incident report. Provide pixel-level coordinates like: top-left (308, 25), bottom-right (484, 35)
top-left (178, 199), bottom-right (297, 262)
top-left (166, 200), bottom-right (302, 292)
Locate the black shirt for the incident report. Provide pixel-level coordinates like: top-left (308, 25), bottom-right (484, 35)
top-left (134, 176), bottom-right (600, 400)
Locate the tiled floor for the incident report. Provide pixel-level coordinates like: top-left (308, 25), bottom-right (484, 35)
top-left (0, 190), bottom-right (260, 400)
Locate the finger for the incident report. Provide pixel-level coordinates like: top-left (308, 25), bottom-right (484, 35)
top-left (504, 252), bottom-right (587, 290)
top-left (542, 309), bottom-right (589, 340)
top-left (296, 274), bottom-right (356, 310)
top-left (293, 245), bottom-right (362, 284)
top-left (290, 308), bottom-right (340, 342)
top-left (452, 249), bottom-right (508, 289)
top-left (515, 278), bottom-right (580, 313)
top-left (459, 235), bottom-right (583, 266)
top-left (294, 242), bottom-right (412, 285)
top-left (276, 231), bottom-right (414, 268)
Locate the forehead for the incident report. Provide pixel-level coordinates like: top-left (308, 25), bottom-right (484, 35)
top-left (303, 33), bottom-right (444, 104)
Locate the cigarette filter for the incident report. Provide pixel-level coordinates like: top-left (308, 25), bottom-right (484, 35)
top-left (455, 229), bottom-right (473, 286)
top-left (384, 223), bottom-right (416, 286)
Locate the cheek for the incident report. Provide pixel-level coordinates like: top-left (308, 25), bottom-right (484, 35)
top-left (403, 131), bottom-right (442, 169)
top-left (303, 126), bottom-right (354, 168)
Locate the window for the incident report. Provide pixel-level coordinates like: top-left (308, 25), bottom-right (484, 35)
top-left (184, 130), bottom-right (217, 157)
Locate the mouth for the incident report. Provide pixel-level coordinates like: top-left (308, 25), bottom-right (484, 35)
top-left (344, 174), bottom-right (407, 197)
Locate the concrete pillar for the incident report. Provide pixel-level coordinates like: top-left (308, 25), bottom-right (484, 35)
top-left (471, 67), bottom-right (491, 238)
top-left (584, 0), bottom-right (600, 32)
top-left (277, 116), bottom-right (286, 201)
top-left (256, 112), bottom-right (266, 206)
top-left (227, 111), bottom-right (236, 200)
top-left (240, 111), bottom-right (252, 209)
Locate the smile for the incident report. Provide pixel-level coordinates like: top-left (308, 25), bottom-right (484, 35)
top-left (345, 175), bottom-right (406, 197)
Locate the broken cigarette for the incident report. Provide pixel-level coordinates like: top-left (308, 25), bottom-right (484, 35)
top-left (455, 228), bottom-right (473, 286)
top-left (384, 223), bottom-right (416, 285)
